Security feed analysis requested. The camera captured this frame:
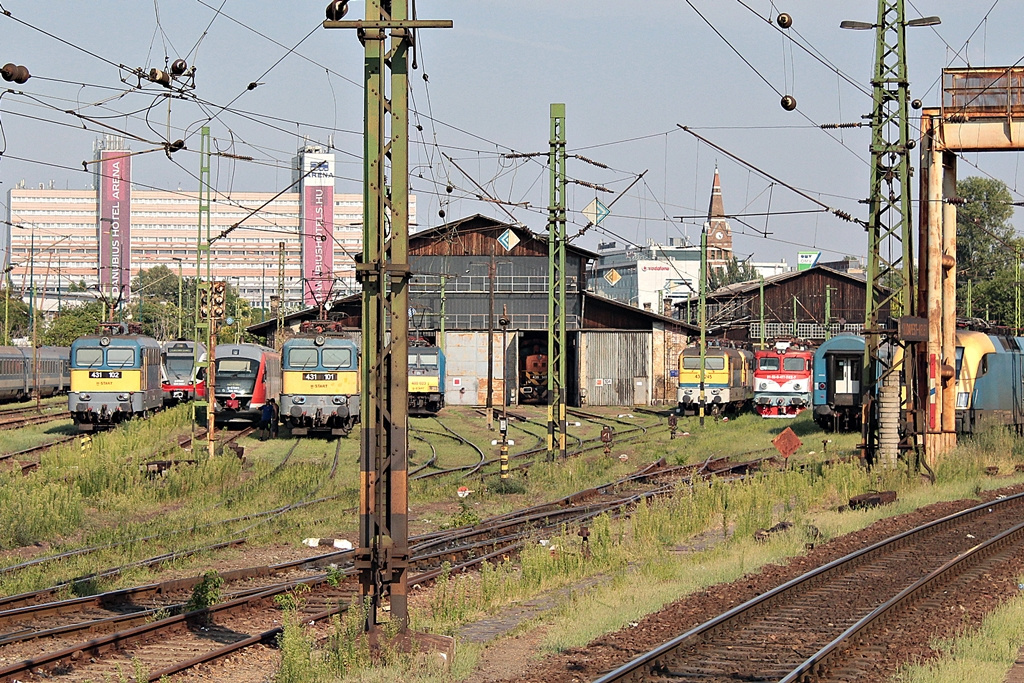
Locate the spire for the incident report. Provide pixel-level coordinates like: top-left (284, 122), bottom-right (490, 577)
top-left (707, 166), bottom-right (725, 220)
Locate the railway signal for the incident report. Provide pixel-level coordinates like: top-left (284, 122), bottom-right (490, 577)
top-left (211, 281), bottom-right (227, 320)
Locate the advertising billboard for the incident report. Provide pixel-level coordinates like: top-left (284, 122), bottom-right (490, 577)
top-left (97, 149), bottom-right (131, 302)
top-left (299, 152), bottom-right (335, 307)
top-left (797, 251), bottom-right (820, 271)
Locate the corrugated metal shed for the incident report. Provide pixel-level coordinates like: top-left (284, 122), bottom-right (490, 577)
top-left (581, 331), bottom-right (652, 406)
top-left (443, 332), bottom-right (505, 407)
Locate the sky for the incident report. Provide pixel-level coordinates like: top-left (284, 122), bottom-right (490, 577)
top-left (1, 1), bottom-right (1022, 266)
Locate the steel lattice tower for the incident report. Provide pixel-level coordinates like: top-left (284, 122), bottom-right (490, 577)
top-left (861, 0), bottom-right (918, 467)
top-left (547, 104), bottom-right (567, 461)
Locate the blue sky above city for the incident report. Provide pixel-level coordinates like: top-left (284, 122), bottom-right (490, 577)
top-left (1, 1), bottom-right (1021, 265)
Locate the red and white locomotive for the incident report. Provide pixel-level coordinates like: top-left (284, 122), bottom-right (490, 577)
top-left (753, 341), bottom-right (814, 418)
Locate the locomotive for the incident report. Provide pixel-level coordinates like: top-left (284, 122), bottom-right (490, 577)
top-left (69, 325), bottom-right (163, 431)
top-left (279, 327), bottom-right (359, 436)
top-left (518, 340), bottom-right (548, 405)
top-left (753, 341), bottom-right (814, 418)
top-left (409, 340), bottom-right (445, 415)
top-left (160, 340), bottom-right (206, 406)
top-left (677, 345), bottom-right (754, 415)
top-left (211, 343), bottom-right (281, 426)
top-left (954, 329), bottom-right (1024, 434)
top-left (0, 346), bottom-right (70, 402)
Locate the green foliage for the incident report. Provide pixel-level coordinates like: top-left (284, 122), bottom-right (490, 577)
top-left (955, 176), bottom-right (1022, 323)
top-left (274, 583), bottom-right (311, 611)
top-left (185, 570), bottom-right (224, 613)
top-left (0, 471), bottom-right (83, 547)
top-left (0, 290), bottom-right (30, 340)
top-left (440, 501), bottom-right (481, 529)
top-left (41, 300), bottom-right (104, 345)
top-left (709, 256), bottom-right (760, 291)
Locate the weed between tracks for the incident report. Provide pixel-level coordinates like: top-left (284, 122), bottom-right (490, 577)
top-left (274, 413), bottom-right (1024, 682)
top-left (8, 405), bottom-right (1024, 682)
top-left (0, 405), bottom-right (361, 596)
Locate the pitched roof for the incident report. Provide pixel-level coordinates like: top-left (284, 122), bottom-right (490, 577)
top-left (705, 265), bottom-right (870, 298)
top-left (411, 213), bottom-right (600, 259)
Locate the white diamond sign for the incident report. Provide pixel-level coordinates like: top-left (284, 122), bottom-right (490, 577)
top-left (583, 198), bottom-right (610, 225)
top-left (497, 228), bottom-right (520, 252)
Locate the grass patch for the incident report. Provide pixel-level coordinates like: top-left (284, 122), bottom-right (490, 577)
top-left (892, 574), bottom-right (1024, 682)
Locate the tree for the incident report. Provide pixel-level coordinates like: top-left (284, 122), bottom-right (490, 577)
top-left (955, 177), bottom-right (1022, 323)
top-left (1, 290), bottom-right (31, 341)
top-left (42, 301), bottom-right (104, 346)
top-left (709, 256), bottom-right (760, 291)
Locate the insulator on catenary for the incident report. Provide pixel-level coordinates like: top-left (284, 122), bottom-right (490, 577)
top-left (820, 122), bottom-right (862, 129)
top-left (832, 209), bottom-right (854, 222)
top-left (944, 197), bottom-right (969, 206)
top-left (573, 154), bottom-right (609, 169)
top-left (1, 63), bottom-right (30, 84)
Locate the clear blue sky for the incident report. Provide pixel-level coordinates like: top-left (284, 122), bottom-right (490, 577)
top-left (1, 1), bottom-right (1021, 264)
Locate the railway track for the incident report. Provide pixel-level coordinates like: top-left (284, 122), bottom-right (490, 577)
top-left (0, 409), bottom-right (69, 430)
top-left (594, 490), bottom-right (1024, 683)
top-left (0, 453), bottom-right (768, 681)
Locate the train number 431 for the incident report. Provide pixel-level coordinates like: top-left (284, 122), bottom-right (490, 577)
top-left (303, 372), bottom-right (337, 381)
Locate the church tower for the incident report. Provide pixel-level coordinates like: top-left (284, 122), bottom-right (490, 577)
top-left (705, 166), bottom-right (733, 269)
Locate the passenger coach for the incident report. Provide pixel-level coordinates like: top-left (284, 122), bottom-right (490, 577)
top-left (0, 346), bottom-right (70, 402)
top-left (69, 330), bottom-right (162, 431)
top-left (161, 340), bottom-right (206, 405)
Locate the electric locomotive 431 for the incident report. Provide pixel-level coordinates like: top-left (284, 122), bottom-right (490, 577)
top-left (69, 324), bottom-right (162, 431)
top-left (161, 340), bottom-right (206, 405)
top-left (753, 341), bottom-right (813, 418)
top-left (280, 329), bottom-right (359, 436)
top-left (212, 343), bottom-right (281, 426)
top-left (409, 340), bottom-right (445, 415)
top-left (677, 345), bottom-right (754, 415)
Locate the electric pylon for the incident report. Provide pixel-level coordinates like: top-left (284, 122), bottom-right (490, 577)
top-left (547, 103), bottom-right (567, 461)
top-left (324, 0), bottom-right (451, 636)
top-left (192, 126), bottom-right (215, 460)
top-left (860, 0), bottom-right (919, 468)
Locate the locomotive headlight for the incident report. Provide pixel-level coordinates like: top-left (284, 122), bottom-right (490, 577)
top-left (711, 389), bottom-right (721, 395)
top-left (293, 396), bottom-right (306, 405)
top-left (759, 383), bottom-right (767, 390)
top-left (332, 396), bottom-right (347, 405)
top-left (793, 384), bottom-right (801, 391)
top-left (80, 393), bottom-right (91, 401)
top-left (117, 393), bottom-right (129, 401)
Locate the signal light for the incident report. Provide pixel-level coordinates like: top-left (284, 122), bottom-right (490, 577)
top-left (211, 281), bottom-right (227, 320)
top-left (1, 63), bottom-right (30, 84)
top-left (199, 286), bottom-right (211, 319)
top-left (326, 1), bottom-right (349, 20)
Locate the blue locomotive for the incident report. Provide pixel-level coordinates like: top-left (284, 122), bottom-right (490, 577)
top-left (409, 341), bottom-right (445, 415)
top-left (69, 326), bottom-right (163, 431)
top-left (279, 332), bottom-right (358, 436)
top-left (0, 346), bottom-right (70, 402)
top-left (954, 330), bottom-right (1024, 434)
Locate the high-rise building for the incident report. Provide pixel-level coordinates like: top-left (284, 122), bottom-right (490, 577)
top-left (2, 141), bottom-right (415, 314)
